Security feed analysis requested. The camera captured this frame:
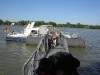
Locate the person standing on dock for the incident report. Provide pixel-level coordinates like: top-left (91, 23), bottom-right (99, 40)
top-left (59, 30), bottom-right (62, 41)
top-left (55, 32), bottom-right (59, 46)
top-left (48, 33), bottom-right (53, 49)
top-left (52, 32), bottom-right (58, 47)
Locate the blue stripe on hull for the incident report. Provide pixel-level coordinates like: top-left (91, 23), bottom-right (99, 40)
top-left (6, 37), bottom-right (26, 42)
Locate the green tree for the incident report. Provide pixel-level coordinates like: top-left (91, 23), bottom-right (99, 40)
top-left (4, 20), bottom-right (11, 25)
top-left (57, 24), bottom-right (63, 27)
top-left (83, 25), bottom-right (90, 29)
top-left (66, 22), bottom-right (71, 28)
top-left (48, 21), bottom-right (56, 27)
top-left (76, 23), bottom-right (83, 28)
top-left (0, 19), bottom-right (3, 25)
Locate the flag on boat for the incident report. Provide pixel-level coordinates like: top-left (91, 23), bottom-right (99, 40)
top-left (3, 28), bottom-right (9, 32)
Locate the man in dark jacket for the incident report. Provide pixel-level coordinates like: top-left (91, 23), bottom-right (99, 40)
top-left (48, 52), bottom-right (80, 75)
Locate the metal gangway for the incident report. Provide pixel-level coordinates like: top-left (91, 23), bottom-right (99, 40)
top-left (22, 34), bottom-right (69, 75)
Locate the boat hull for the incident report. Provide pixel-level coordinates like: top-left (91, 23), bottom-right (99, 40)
top-left (26, 36), bottom-right (41, 45)
top-left (6, 37), bottom-right (26, 42)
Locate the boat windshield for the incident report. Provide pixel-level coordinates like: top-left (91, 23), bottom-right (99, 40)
top-left (31, 30), bottom-right (38, 34)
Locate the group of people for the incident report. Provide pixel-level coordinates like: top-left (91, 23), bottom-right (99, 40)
top-left (48, 31), bottom-right (60, 49)
top-left (4, 28), bottom-right (15, 34)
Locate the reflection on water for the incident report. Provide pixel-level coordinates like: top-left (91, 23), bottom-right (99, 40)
top-left (69, 47), bottom-right (100, 75)
top-left (0, 26), bottom-right (100, 75)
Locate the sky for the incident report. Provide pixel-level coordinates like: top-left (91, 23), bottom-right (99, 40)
top-left (0, 0), bottom-right (100, 25)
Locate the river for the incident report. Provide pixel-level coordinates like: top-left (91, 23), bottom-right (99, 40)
top-left (0, 26), bottom-right (100, 75)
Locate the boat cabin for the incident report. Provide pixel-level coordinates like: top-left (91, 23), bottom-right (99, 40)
top-left (30, 27), bottom-right (39, 37)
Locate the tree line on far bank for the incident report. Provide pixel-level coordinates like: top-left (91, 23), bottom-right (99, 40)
top-left (0, 19), bottom-right (100, 29)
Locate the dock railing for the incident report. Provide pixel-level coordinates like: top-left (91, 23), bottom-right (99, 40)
top-left (22, 34), bottom-right (49, 75)
top-left (22, 33), bottom-right (69, 75)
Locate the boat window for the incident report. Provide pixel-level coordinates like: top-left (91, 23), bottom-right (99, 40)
top-left (31, 30), bottom-right (37, 34)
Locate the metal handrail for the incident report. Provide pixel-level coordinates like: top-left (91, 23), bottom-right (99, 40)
top-left (22, 34), bottom-right (49, 75)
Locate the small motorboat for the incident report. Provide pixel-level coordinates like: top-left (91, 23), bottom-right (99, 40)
top-left (6, 22), bottom-right (38, 42)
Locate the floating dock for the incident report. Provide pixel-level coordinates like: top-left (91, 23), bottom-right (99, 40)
top-left (26, 36), bottom-right (85, 48)
top-left (26, 36), bottom-right (41, 45)
top-left (67, 38), bottom-right (85, 48)
top-left (26, 27), bottom-right (85, 47)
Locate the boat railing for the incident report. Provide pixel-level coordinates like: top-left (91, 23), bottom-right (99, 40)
top-left (22, 33), bottom-right (69, 75)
